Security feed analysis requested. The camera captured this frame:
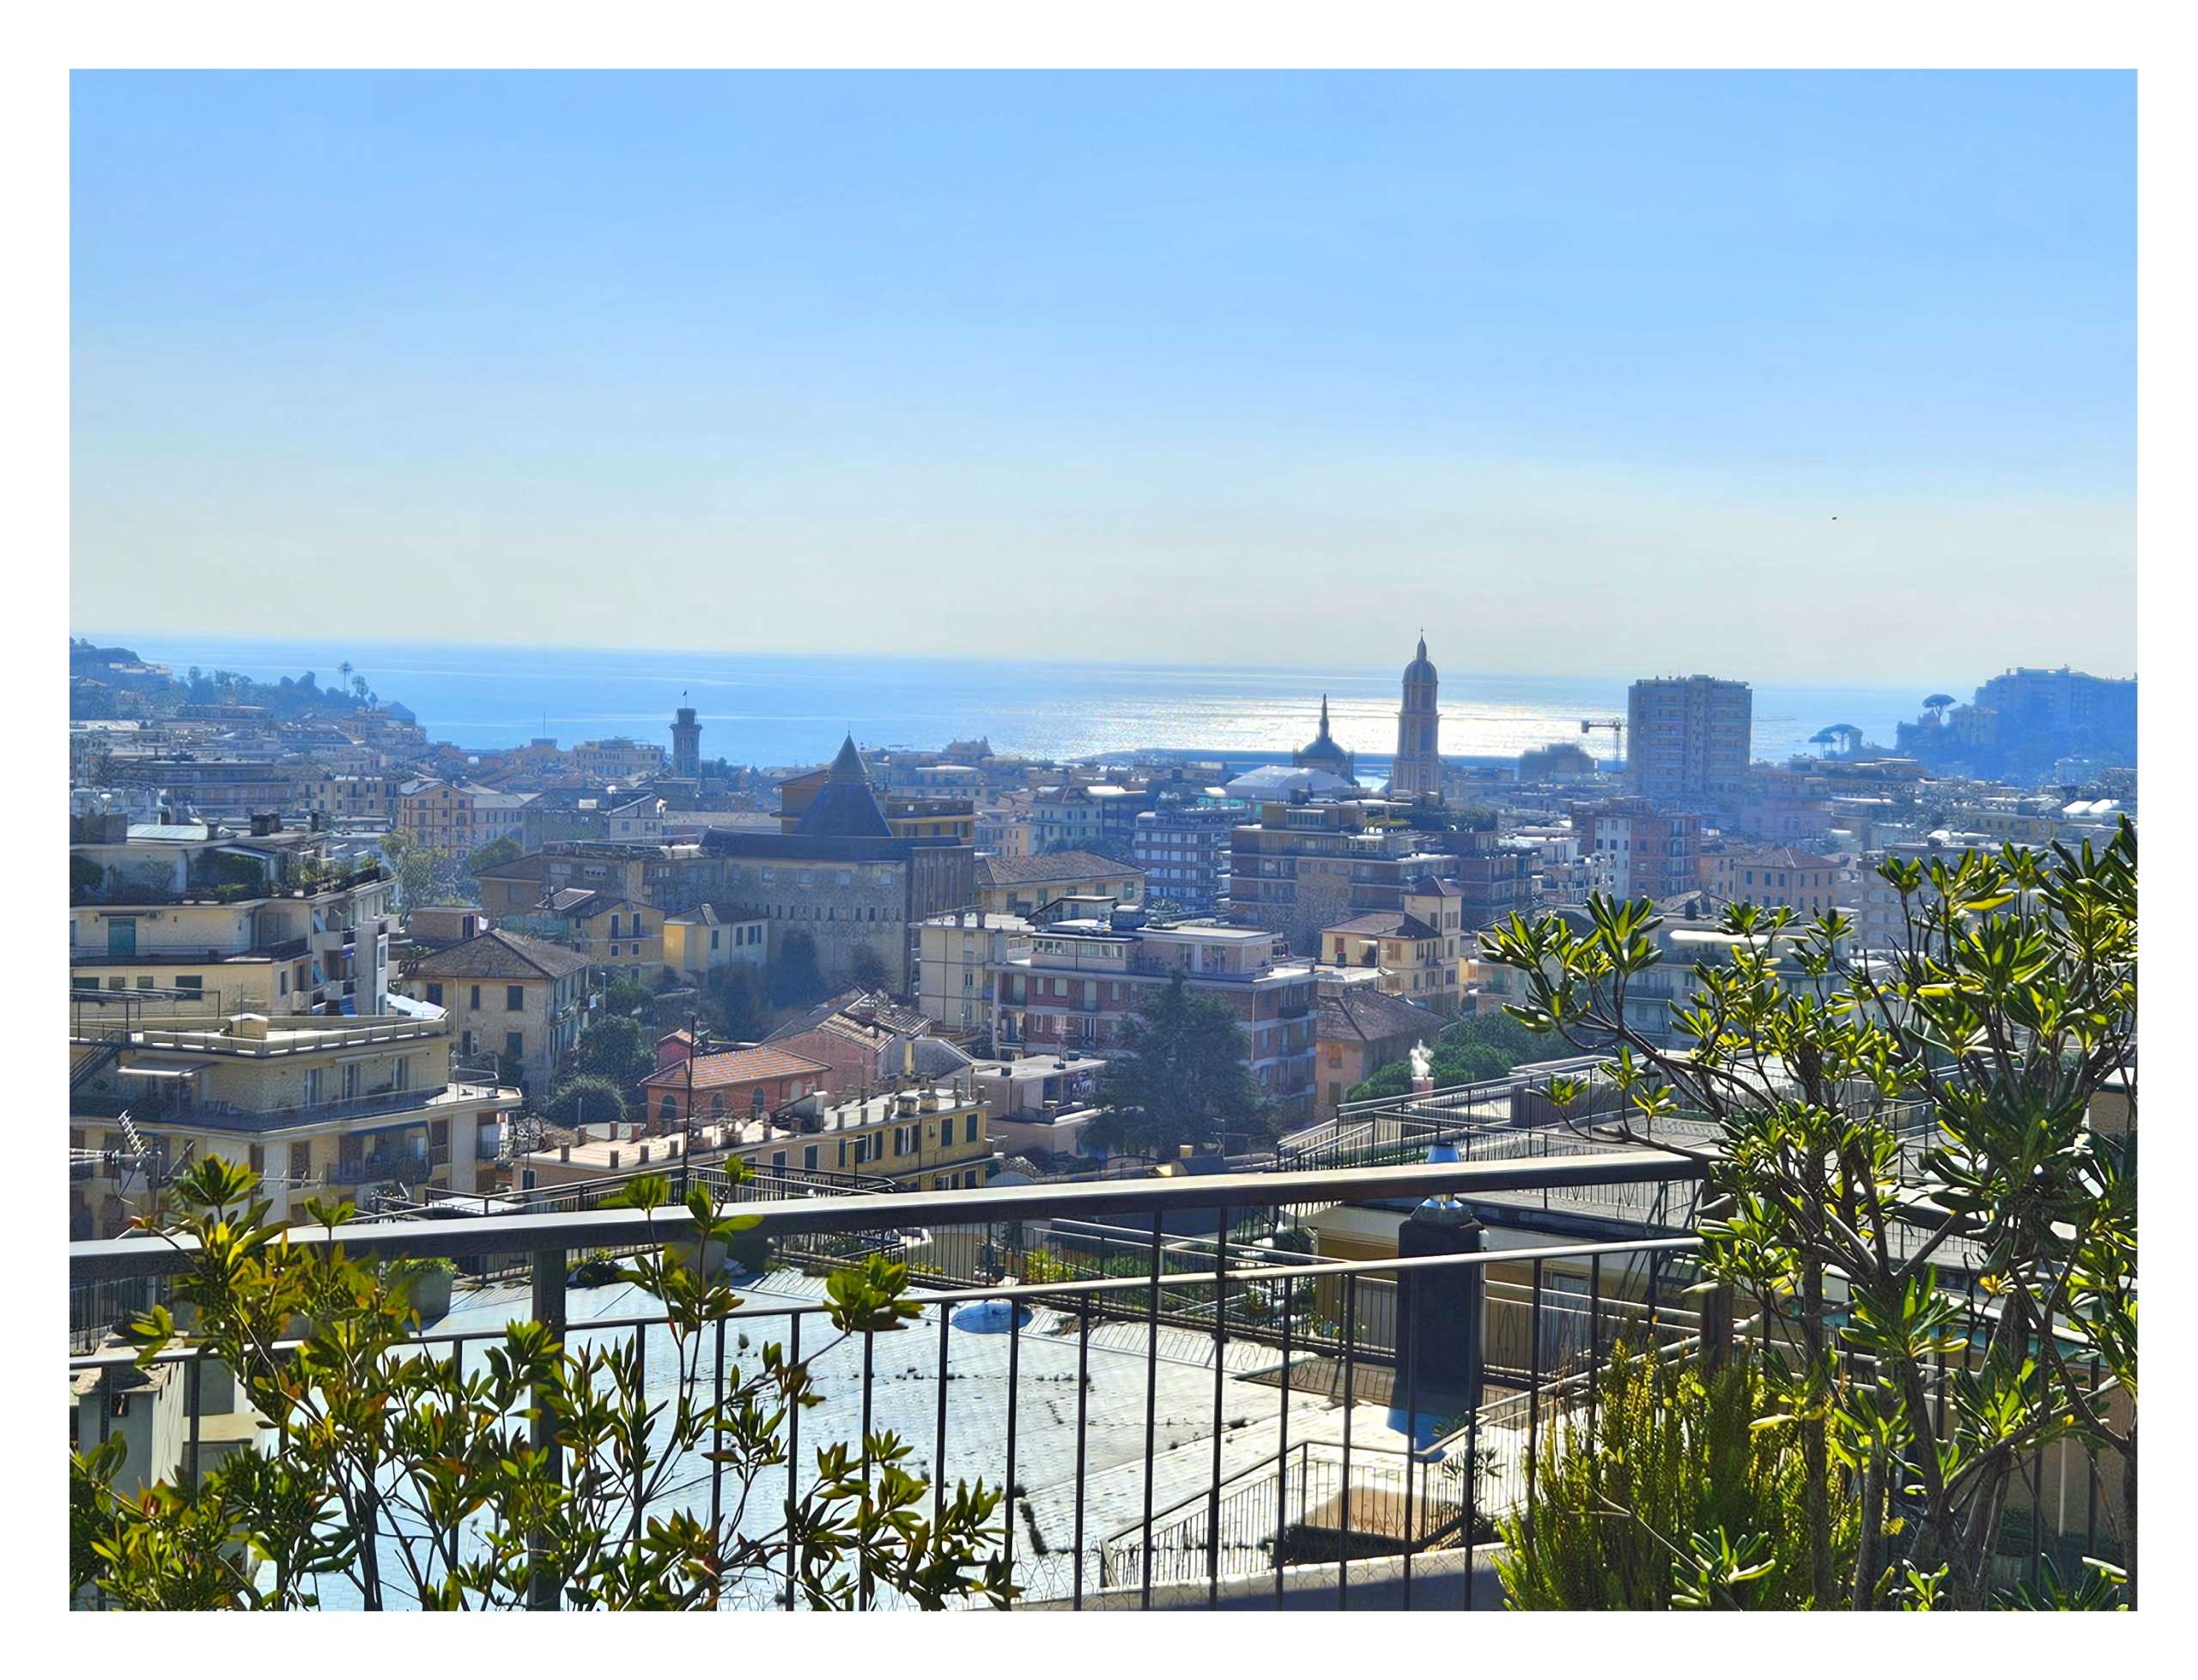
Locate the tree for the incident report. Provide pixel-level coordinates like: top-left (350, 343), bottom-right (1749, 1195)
top-left (1082, 973), bottom-right (1272, 1160)
top-left (568, 1015), bottom-right (653, 1093)
top-left (540, 1075), bottom-right (629, 1131)
top-left (843, 943), bottom-right (890, 994)
top-left (1479, 821), bottom-right (2137, 1608)
top-left (710, 963), bottom-right (768, 1041)
top-left (71, 1159), bottom-right (1014, 1610)
top-left (382, 834), bottom-right (468, 912)
top-left (464, 835), bottom-right (522, 876)
top-left (601, 974), bottom-right (656, 1020)
top-left (767, 931), bottom-right (828, 1009)
top-left (1345, 1010), bottom-right (1543, 1103)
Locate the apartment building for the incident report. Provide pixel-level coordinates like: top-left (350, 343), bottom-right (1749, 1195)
top-left (523, 1080), bottom-right (989, 1194)
top-left (70, 1007), bottom-right (517, 1237)
top-left (1626, 675), bottom-right (1752, 818)
top-left (1571, 797), bottom-right (1704, 902)
top-left (918, 909), bottom-right (1034, 1040)
top-left (1132, 803), bottom-right (1238, 912)
top-left (501, 892), bottom-right (665, 981)
top-left (1228, 798), bottom-right (1460, 954)
top-left (1029, 783), bottom-right (1157, 853)
top-left (662, 902), bottom-right (769, 981)
top-left (70, 822), bottom-right (392, 1016)
top-left (993, 910), bottom-right (1319, 1126)
top-left (399, 929), bottom-right (592, 1092)
top-left (975, 851), bottom-right (1145, 919)
top-left (1317, 877), bottom-right (1465, 1015)
top-left (304, 774), bottom-right (403, 829)
top-left (1700, 846), bottom-right (1849, 919)
top-left (103, 757), bottom-right (310, 821)
top-left (572, 737), bottom-right (669, 782)
top-left (397, 779), bottom-right (532, 854)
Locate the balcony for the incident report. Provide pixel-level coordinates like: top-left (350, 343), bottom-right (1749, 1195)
top-left (68, 936), bottom-right (312, 967)
top-left (69, 1131), bottom-right (2109, 1610)
top-left (325, 1154), bottom-right (434, 1187)
top-left (72, 1075), bottom-right (517, 1133)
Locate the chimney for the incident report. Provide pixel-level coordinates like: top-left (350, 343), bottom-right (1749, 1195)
top-left (251, 811), bottom-right (277, 836)
top-left (559, 1144), bottom-right (571, 1162)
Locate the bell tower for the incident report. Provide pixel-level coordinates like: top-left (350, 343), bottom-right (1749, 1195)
top-left (1393, 634), bottom-right (1442, 799)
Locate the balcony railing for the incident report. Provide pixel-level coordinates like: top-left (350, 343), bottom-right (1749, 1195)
top-left (72, 1077), bottom-right (517, 1132)
top-left (67, 1152), bottom-right (2108, 1611)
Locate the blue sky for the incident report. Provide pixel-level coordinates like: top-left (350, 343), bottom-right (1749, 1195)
top-left (71, 71), bottom-right (2135, 681)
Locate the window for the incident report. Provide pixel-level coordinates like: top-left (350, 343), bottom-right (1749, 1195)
top-left (470, 986), bottom-right (482, 1010)
top-left (804, 1144), bottom-right (818, 1172)
top-left (507, 986), bottom-right (525, 1011)
top-left (965, 1113), bottom-right (979, 1144)
top-left (289, 1140), bottom-right (312, 1179)
top-left (425, 982), bottom-right (444, 1006)
top-left (505, 1032), bottom-right (524, 1061)
top-left (174, 974), bottom-right (203, 1000)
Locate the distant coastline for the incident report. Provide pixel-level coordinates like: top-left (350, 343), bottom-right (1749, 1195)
top-left (79, 631), bottom-right (1929, 772)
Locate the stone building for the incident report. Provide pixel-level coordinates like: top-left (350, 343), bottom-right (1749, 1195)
top-left (701, 736), bottom-right (975, 995)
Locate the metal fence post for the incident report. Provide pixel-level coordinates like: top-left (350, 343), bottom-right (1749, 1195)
top-left (528, 1245), bottom-right (568, 1610)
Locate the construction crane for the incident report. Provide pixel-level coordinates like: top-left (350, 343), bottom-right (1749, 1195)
top-left (1580, 718), bottom-right (1625, 763)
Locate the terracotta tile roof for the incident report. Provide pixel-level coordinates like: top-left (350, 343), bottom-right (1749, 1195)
top-left (643, 1046), bottom-right (833, 1091)
top-left (977, 850), bottom-right (1144, 889)
top-left (1323, 911), bottom-right (1440, 941)
top-left (1317, 989), bottom-right (1447, 1045)
top-left (404, 927), bottom-right (590, 981)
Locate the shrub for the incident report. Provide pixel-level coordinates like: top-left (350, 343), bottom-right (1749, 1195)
top-left (1497, 1344), bottom-right (1856, 1610)
top-left (70, 1161), bottom-right (1016, 1610)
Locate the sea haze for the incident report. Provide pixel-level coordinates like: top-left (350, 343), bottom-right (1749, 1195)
top-left (88, 635), bottom-right (1926, 773)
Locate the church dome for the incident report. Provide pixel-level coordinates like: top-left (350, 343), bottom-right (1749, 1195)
top-left (1295, 696), bottom-right (1353, 767)
top-left (1403, 634), bottom-right (1437, 686)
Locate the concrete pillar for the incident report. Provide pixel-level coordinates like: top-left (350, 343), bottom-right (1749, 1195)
top-left (1393, 1198), bottom-right (1484, 1414)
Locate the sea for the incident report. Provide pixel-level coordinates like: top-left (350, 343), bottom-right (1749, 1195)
top-left (88, 634), bottom-right (1924, 773)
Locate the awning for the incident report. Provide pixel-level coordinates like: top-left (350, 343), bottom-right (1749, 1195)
top-left (121, 1062), bottom-right (203, 1080)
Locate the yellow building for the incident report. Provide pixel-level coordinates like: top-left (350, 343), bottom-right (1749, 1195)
top-left (398, 929), bottom-right (593, 1093)
top-left (70, 1009), bottom-right (519, 1238)
top-left (501, 891), bottom-right (669, 981)
top-left (397, 779), bottom-right (531, 854)
top-left (70, 848), bottom-right (394, 1017)
top-left (662, 902), bottom-right (769, 981)
top-left (519, 1082), bottom-right (991, 1193)
top-left (1318, 878), bottom-right (1464, 1015)
top-left (917, 909), bottom-right (1033, 1040)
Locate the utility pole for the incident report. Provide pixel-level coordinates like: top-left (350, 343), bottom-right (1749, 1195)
top-left (677, 1011), bottom-right (697, 1201)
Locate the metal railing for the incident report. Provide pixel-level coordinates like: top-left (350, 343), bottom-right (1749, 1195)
top-left (67, 1151), bottom-right (2110, 1610)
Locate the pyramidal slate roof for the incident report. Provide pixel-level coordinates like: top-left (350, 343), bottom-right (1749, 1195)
top-left (793, 736), bottom-right (893, 840)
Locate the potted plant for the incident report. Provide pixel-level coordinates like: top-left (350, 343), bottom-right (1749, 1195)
top-left (387, 1255), bottom-right (456, 1320)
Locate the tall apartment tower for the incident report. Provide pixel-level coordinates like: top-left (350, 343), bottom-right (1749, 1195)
top-left (670, 705), bottom-right (701, 780)
top-left (1390, 635), bottom-right (1442, 800)
top-left (1626, 675), bottom-right (1752, 816)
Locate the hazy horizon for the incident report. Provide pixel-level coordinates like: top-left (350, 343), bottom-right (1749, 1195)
top-left (72, 71), bottom-right (2135, 677)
